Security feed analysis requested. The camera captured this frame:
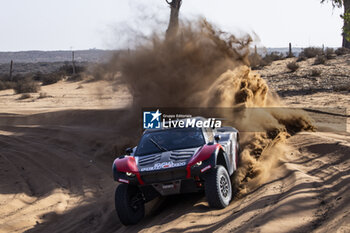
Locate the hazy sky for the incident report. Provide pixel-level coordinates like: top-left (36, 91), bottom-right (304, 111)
top-left (0, 0), bottom-right (343, 51)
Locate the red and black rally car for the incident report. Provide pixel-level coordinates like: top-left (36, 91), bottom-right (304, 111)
top-left (112, 117), bottom-right (240, 225)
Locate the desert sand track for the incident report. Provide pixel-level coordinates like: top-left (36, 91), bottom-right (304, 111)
top-left (0, 77), bottom-right (349, 233)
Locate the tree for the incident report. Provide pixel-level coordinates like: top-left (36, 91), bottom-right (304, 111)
top-left (165, 0), bottom-right (182, 40)
top-left (322, 0), bottom-right (350, 48)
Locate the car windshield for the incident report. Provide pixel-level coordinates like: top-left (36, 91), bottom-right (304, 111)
top-left (135, 128), bottom-right (205, 156)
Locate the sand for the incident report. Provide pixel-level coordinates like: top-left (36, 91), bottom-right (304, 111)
top-left (0, 57), bottom-right (349, 232)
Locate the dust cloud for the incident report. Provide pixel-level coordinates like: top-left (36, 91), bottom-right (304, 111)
top-left (102, 19), bottom-right (314, 195)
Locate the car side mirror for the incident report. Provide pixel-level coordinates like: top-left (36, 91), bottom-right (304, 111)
top-left (214, 135), bottom-right (221, 142)
top-left (125, 147), bottom-right (133, 155)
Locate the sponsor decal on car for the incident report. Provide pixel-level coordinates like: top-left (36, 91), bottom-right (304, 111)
top-left (201, 165), bottom-right (212, 173)
top-left (118, 178), bottom-right (130, 184)
top-left (140, 161), bottom-right (186, 172)
top-left (162, 184), bottom-right (174, 189)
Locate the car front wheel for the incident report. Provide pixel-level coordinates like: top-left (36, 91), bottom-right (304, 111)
top-left (205, 165), bottom-right (232, 208)
top-left (115, 184), bottom-right (145, 225)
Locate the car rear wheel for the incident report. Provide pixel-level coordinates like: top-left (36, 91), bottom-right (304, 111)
top-left (115, 184), bottom-right (145, 225)
top-left (205, 165), bottom-right (232, 208)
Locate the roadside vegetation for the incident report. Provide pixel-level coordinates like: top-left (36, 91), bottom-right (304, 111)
top-left (249, 51), bottom-right (285, 69)
top-left (249, 46), bottom-right (349, 71)
top-left (287, 61), bottom-right (299, 72)
top-left (0, 63), bottom-right (87, 94)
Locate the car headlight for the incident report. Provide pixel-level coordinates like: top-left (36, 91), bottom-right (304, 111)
top-left (196, 161), bottom-right (202, 166)
top-left (126, 172), bottom-right (134, 177)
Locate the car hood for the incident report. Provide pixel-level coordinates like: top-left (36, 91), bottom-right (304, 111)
top-left (135, 147), bottom-right (201, 172)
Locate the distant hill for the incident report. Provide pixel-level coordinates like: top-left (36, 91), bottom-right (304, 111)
top-left (0, 47), bottom-right (320, 65)
top-left (256, 47), bottom-right (304, 56)
top-left (0, 49), bottom-right (117, 64)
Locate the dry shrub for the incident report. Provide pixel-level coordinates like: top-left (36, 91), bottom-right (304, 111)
top-left (0, 73), bottom-right (10, 81)
top-left (310, 69), bottom-right (321, 76)
top-left (0, 80), bottom-right (14, 90)
top-left (313, 55), bottom-right (326, 65)
top-left (38, 92), bottom-right (51, 99)
top-left (32, 72), bottom-right (62, 85)
top-left (301, 47), bottom-right (324, 58)
top-left (325, 48), bottom-right (336, 59)
top-left (249, 53), bottom-right (266, 70)
top-left (287, 61), bottom-right (299, 72)
top-left (335, 47), bottom-right (350, 55)
top-left (263, 52), bottom-right (285, 63)
top-left (67, 73), bottom-right (84, 81)
top-left (18, 93), bottom-right (31, 100)
top-left (11, 74), bottom-right (26, 82)
top-left (41, 73), bottom-right (62, 85)
top-left (89, 62), bottom-right (123, 82)
top-left (57, 64), bottom-right (86, 76)
top-left (286, 52), bottom-right (295, 58)
top-left (334, 84), bottom-right (350, 92)
top-left (34, 64), bottom-right (87, 85)
top-left (32, 72), bottom-right (44, 81)
top-left (249, 52), bottom-right (285, 69)
top-left (91, 66), bottom-right (105, 81)
top-left (13, 78), bottom-right (40, 94)
top-left (296, 55), bottom-right (307, 62)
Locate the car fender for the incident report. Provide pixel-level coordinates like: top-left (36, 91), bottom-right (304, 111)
top-left (207, 145), bottom-right (235, 175)
top-left (113, 156), bottom-right (144, 185)
top-left (186, 144), bottom-right (223, 178)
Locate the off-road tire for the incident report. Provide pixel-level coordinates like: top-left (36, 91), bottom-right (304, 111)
top-left (115, 184), bottom-right (145, 225)
top-left (205, 165), bottom-right (232, 208)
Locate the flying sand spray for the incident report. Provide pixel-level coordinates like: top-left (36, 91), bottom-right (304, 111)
top-left (102, 19), bottom-right (314, 195)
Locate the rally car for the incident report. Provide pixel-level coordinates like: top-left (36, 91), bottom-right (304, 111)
top-left (112, 117), bottom-right (240, 225)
